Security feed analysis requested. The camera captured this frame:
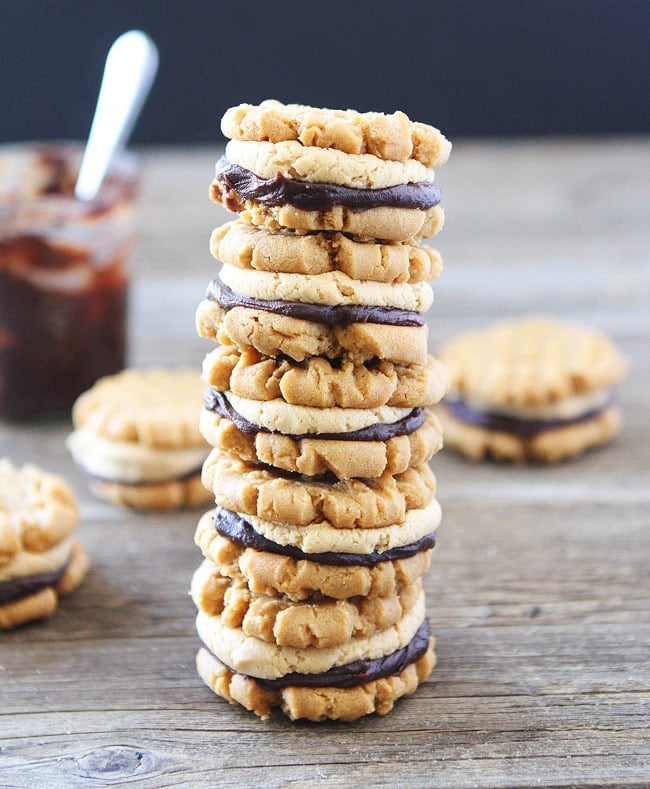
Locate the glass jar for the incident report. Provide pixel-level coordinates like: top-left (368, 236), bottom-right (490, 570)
top-left (0, 142), bottom-right (138, 419)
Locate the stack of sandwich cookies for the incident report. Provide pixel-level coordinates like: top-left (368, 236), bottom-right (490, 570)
top-left (437, 316), bottom-right (627, 462)
top-left (67, 369), bottom-right (212, 510)
top-left (0, 458), bottom-right (88, 629)
top-left (194, 100), bottom-right (451, 721)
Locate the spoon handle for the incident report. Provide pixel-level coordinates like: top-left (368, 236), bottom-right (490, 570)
top-left (75, 30), bottom-right (159, 201)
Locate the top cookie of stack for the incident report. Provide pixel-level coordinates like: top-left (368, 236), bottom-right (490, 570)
top-left (212, 99), bottom-right (450, 243)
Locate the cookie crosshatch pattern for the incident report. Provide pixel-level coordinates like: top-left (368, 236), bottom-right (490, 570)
top-left (192, 100), bottom-right (451, 721)
top-left (436, 317), bottom-right (627, 463)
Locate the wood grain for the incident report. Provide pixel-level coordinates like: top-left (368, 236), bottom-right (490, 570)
top-left (1, 139), bottom-right (649, 788)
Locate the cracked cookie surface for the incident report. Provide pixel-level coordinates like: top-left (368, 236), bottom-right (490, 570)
top-left (196, 635), bottom-right (435, 721)
top-left (221, 100), bottom-right (451, 167)
top-left (0, 458), bottom-right (79, 561)
top-left (440, 317), bottom-right (627, 410)
top-left (192, 557), bottom-right (423, 649)
top-left (71, 368), bottom-right (206, 447)
top-left (224, 140), bottom-right (437, 189)
top-left (202, 346), bottom-right (448, 409)
top-left (196, 587), bottom-right (425, 679)
top-left (202, 451), bottom-right (436, 529)
top-left (197, 299), bottom-right (430, 366)
top-left (211, 221), bottom-right (442, 283)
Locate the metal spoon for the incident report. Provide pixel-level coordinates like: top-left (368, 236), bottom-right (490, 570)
top-left (74, 30), bottom-right (159, 201)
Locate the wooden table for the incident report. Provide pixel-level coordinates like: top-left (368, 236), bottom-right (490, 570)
top-left (2, 139), bottom-right (649, 788)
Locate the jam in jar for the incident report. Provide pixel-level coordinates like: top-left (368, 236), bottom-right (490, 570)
top-left (0, 142), bottom-right (138, 419)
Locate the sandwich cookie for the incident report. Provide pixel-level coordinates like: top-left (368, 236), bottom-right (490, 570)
top-left (437, 316), bottom-right (627, 462)
top-left (198, 395), bottom-right (443, 480)
top-left (194, 577), bottom-right (434, 721)
top-left (215, 497), bottom-right (440, 557)
top-left (210, 139), bottom-right (445, 243)
top-left (0, 458), bottom-right (88, 629)
top-left (197, 294), bottom-right (430, 367)
top-left (197, 583), bottom-right (426, 681)
top-left (201, 450), bottom-right (437, 529)
top-left (195, 622), bottom-right (435, 721)
top-left (195, 508), bottom-right (433, 602)
top-left (202, 346), bottom-right (448, 409)
top-left (196, 266), bottom-right (433, 368)
top-left (67, 368), bottom-right (213, 509)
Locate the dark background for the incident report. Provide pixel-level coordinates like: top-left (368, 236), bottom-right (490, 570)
top-left (1, 0), bottom-right (649, 144)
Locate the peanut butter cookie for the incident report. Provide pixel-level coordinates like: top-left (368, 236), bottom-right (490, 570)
top-left (67, 368), bottom-right (212, 509)
top-left (202, 346), bottom-right (448, 410)
top-left (437, 316), bottom-right (627, 462)
top-left (195, 509), bottom-right (433, 602)
top-left (198, 403), bottom-right (443, 480)
top-left (0, 459), bottom-right (88, 628)
top-left (202, 451), bottom-right (436, 529)
top-left (191, 557), bottom-right (423, 649)
top-left (195, 625), bottom-right (435, 721)
top-left (211, 221), bottom-right (442, 283)
top-left (221, 100), bottom-right (451, 167)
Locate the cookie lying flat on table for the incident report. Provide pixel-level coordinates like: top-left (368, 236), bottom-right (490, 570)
top-left (437, 316), bottom-right (628, 462)
top-left (193, 566), bottom-right (434, 721)
top-left (0, 458), bottom-right (88, 629)
top-left (67, 369), bottom-right (212, 510)
top-left (195, 628), bottom-right (435, 722)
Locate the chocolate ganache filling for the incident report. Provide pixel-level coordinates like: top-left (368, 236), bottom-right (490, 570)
top-left (204, 619), bottom-right (431, 690)
top-left (213, 508), bottom-right (436, 566)
top-left (207, 279), bottom-right (425, 327)
top-left (0, 557), bottom-right (71, 605)
top-left (213, 157), bottom-right (442, 213)
top-left (204, 387), bottom-right (425, 440)
top-left (445, 397), bottom-right (613, 438)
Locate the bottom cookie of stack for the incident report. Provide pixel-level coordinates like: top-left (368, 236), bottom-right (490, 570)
top-left (191, 507), bottom-right (437, 721)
